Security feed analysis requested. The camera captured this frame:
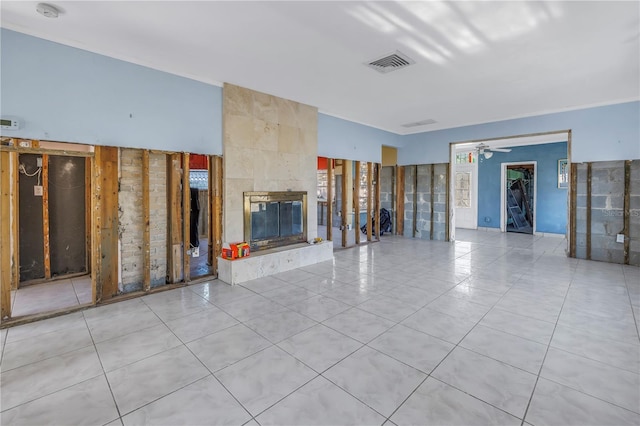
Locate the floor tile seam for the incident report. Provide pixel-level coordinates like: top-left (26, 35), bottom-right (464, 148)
top-left (90, 321), bottom-right (167, 346)
top-left (520, 270), bottom-right (575, 425)
top-left (0, 371), bottom-right (107, 415)
top-left (544, 343), bottom-right (640, 376)
top-left (623, 276), bottom-right (640, 341)
top-left (3, 318), bottom-right (91, 346)
top-left (283, 300), bottom-right (350, 324)
top-left (474, 322), bottom-right (552, 346)
top-left (317, 371), bottom-right (394, 420)
top-left (169, 320), bottom-right (240, 345)
top-left (489, 304), bottom-right (559, 324)
top-left (319, 314), bottom-right (395, 345)
top-left (276, 337), bottom-right (365, 376)
top-left (553, 319), bottom-right (640, 345)
top-left (0, 339), bottom-right (97, 373)
top-left (243, 318), bottom-right (319, 346)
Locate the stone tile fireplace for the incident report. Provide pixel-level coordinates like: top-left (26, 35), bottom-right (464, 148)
top-left (218, 84), bottom-right (332, 285)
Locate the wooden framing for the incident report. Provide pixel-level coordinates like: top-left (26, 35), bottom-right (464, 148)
top-left (569, 162), bottom-right (578, 258)
top-left (416, 165), bottom-right (421, 238)
top-left (167, 154), bottom-right (183, 283)
top-left (42, 154), bottom-right (51, 279)
top-left (1, 151), bottom-right (12, 318)
top-left (375, 163), bottom-right (381, 241)
top-left (182, 153), bottom-right (191, 283)
top-left (10, 152), bottom-right (19, 290)
top-left (623, 160), bottom-right (631, 265)
top-left (209, 155), bottom-right (223, 276)
top-left (84, 157), bottom-right (92, 274)
top-left (445, 163), bottom-right (451, 242)
top-left (326, 158), bottom-right (333, 241)
top-left (95, 146), bottom-right (119, 301)
top-left (366, 162), bottom-right (373, 241)
top-left (142, 150), bottom-right (151, 291)
top-left (341, 160), bottom-right (348, 247)
top-left (430, 165), bottom-right (435, 240)
top-left (354, 161), bottom-right (361, 245)
top-left (395, 166), bottom-right (405, 235)
top-left (586, 163), bottom-right (592, 260)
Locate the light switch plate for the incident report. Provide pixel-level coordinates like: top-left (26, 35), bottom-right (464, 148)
top-left (616, 234), bottom-right (625, 243)
top-left (34, 185), bottom-right (43, 196)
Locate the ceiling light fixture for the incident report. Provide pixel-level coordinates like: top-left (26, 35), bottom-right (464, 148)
top-left (36, 3), bottom-right (59, 18)
top-left (483, 151), bottom-right (493, 159)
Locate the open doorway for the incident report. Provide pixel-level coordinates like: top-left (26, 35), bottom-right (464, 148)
top-left (188, 154), bottom-right (211, 279)
top-left (503, 163), bottom-right (536, 234)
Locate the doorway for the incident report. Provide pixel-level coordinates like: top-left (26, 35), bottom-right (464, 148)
top-left (453, 150), bottom-right (478, 230)
top-left (501, 162), bottom-right (536, 234)
top-left (188, 154), bottom-right (211, 279)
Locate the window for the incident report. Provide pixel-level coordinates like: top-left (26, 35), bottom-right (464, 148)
top-left (455, 171), bottom-right (471, 208)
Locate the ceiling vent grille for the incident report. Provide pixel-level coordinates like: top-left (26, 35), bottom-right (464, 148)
top-left (402, 119), bottom-right (437, 128)
top-left (366, 51), bottom-right (415, 74)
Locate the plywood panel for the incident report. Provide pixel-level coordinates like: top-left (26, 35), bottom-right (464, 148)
top-left (49, 155), bottom-right (87, 277)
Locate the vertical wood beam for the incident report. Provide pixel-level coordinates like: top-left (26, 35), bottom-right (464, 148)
top-left (395, 166), bottom-right (405, 235)
top-left (210, 156), bottom-right (223, 276)
top-left (354, 161), bottom-right (361, 245)
top-left (569, 162), bottom-right (578, 258)
top-left (624, 160), bottom-right (631, 265)
top-left (167, 154), bottom-right (183, 283)
top-left (1, 151), bottom-right (12, 318)
top-left (341, 160), bottom-right (348, 247)
top-left (445, 162), bottom-right (451, 242)
top-left (430, 165), bottom-right (435, 240)
top-left (375, 163), bottom-right (381, 241)
top-left (208, 156), bottom-right (214, 270)
top-left (366, 162), bottom-right (373, 241)
top-left (586, 163), bottom-right (592, 260)
top-left (182, 153), bottom-right (191, 283)
top-left (413, 165), bottom-right (418, 238)
top-left (142, 150), bottom-right (151, 291)
top-left (10, 152), bottom-right (19, 290)
top-left (326, 159), bottom-right (333, 241)
top-left (93, 146), bottom-right (119, 302)
top-left (42, 154), bottom-right (51, 279)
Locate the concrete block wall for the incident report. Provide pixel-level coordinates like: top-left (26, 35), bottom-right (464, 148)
top-left (403, 166), bottom-right (415, 237)
top-left (432, 163), bottom-right (448, 241)
top-left (574, 160), bottom-right (640, 266)
top-left (149, 153), bottom-right (168, 286)
top-left (415, 165), bottom-right (432, 239)
top-left (119, 148), bottom-right (144, 292)
top-left (402, 164), bottom-right (448, 241)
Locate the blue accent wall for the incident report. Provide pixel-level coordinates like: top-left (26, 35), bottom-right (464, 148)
top-left (477, 142), bottom-right (567, 234)
top-left (1, 29), bottom-right (222, 154)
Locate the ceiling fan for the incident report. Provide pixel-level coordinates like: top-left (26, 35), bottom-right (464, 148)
top-left (475, 143), bottom-right (511, 159)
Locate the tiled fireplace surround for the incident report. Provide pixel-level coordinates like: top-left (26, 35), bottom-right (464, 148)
top-left (219, 84), bottom-right (332, 285)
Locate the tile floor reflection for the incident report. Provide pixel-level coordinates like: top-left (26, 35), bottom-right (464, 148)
top-left (1, 230), bottom-right (639, 425)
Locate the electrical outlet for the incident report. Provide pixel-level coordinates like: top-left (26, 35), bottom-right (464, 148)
top-left (36, 157), bottom-right (42, 167)
top-left (34, 185), bottom-right (43, 196)
top-left (616, 234), bottom-right (625, 243)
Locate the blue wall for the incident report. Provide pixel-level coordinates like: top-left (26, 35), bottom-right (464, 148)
top-left (401, 101), bottom-right (640, 164)
top-left (1, 29), bottom-right (222, 154)
top-left (318, 114), bottom-right (403, 162)
top-left (477, 142), bottom-right (568, 234)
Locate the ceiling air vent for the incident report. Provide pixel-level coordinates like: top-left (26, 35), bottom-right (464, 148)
top-left (402, 119), bottom-right (437, 128)
top-left (366, 50), bottom-right (415, 74)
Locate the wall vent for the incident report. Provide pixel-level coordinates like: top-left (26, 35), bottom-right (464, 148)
top-left (402, 119), bottom-right (437, 128)
top-left (366, 50), bottom-right (415, 74)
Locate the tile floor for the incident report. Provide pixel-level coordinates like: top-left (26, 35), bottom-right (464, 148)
top-left (1, 229), bottom-right (639, 425)
top-left (10, 275), bottom-right (93, 317)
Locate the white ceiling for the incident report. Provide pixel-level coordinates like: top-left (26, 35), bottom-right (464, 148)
top-left (2, 1), bottom-right (639, 135)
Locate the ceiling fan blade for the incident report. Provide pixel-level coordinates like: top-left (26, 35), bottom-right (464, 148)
top-left (491, 148), bottom-right (512, 152)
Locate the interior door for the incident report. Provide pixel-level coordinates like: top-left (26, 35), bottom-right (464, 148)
top-left (454, 156), bottom-right (478, 229)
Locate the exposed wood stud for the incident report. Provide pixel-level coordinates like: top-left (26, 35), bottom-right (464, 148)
top-left (586, 162), bottom-right (592, 260)
top-left (395, 166), bottom-right (405, 235)
top-left (167, 154), bottom-right (183, 283)
top-left (91, 155), bottom-right (100, 304)
top-left (445, 162), bottom-right (451, 242)
top-left (142, 150), bottom-right (151, 291)
top-left (42, 154), bottom-right (51, 279)
top-left (211, 156), bottom-right (223, 276)
top-left (0, 145), bottom-right (94, 158)
top-left (1, 151), bottom-right (12, 318)
top-left (208, 156), bottom-right (214, 271)
top-left (624, 160), bottom-right (631, 265)
top-left (413, 165), bottom-right (418, 238)
top-left (10, 152), bottom-right (19, 290)
top-left (98, 147), bottom-right (119, 300)
top-left (354, 161), bottom-right (361, 245)
top-left (84, 157), bottom-right (91, 274)
top-left (375, 163), bottom-right (381, 241)
top-left (430, 164), bottom-right (435, 240)
top-left (327, 158), bottom-right (333, 241)
top-left (182, 153), bottom-right (191, 283)
top-left (341, 160), bottom-right (348, 247)
top-left (569, 162), bottom-right (578, 258)
top-left (366, 162), bottom-right (373, 241)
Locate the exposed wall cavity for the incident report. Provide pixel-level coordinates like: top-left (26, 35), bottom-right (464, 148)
top-left (119, 148), bottom-right (144, 292)
top-left (403, 164), bottom-right (448, 241)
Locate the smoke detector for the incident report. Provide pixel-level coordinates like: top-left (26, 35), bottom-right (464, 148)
top-left (36, 3), bottom-right (59, 18)
top-left (366, 50), bottom-right (415, 74)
